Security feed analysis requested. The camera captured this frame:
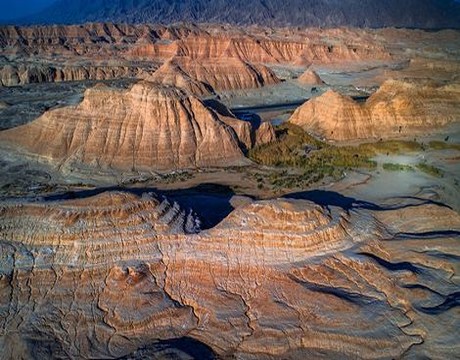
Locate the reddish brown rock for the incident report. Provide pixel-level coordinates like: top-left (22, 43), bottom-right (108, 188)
top-left (0, 24), bottom-right (395, 83)
top-left (145, 59), bottom-right (214, 96)
top-left (290, 79), bottom-right (460, 141)
top-left (148, 56), bottom-right (280, 93)
top-left (132, 26), bottom-right (392, 65)
top-left (0, 192), bottom-right (458, 358)
top-left (0, 81), bottom-right (252, 171)
top-left (255, 122), bottom-right (276, 146)
top-left (297, 68), bottom-right (324, 85)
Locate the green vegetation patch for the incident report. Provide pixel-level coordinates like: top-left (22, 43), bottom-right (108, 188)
top-left (248, 123), bottom-right (449, 189)
top-left (416, 163), bottom-right (444, 178)
top-left (358, 140), bottom-right (422, 155)
top-left (248, 123), bottom-right (376, 170)
top-left (248, 123), bottom-right (377, 188)
top-left (382, 163), bottom-right (414, 171)
top-left (160, 171), bottom-right (194, 183)
top-left (428, 141), bottom-right (460, 151)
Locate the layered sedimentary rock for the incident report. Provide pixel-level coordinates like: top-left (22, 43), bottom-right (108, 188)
top-left (0, 24), bottom-right (393, 67)
top-left (0, 81), bottom-right (253, 171)
top-left (145, 59), bottom-right (214, 96)
top-left (290, 90), bottom-right (368, 140)
top-left (0, 63), bottom-right (148, 86)
top-left (132, 31), bottom-right (391, 66)
top-left (0, 23), bottom-right (166, 57)
top-left (290, 79), bottom-right (460, 141)
top-left (9, 24), bottom-right (460, 90)
top-left (148, 57), bottom-right (280, 94)
top-left (0, 191), bottom-right (458, 358)
top-left (254, 122), bottom-right (276, 146)
top-left (297, 68), bottom-right (324, 85)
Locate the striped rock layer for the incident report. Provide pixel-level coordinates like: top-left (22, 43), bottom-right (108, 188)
top-left (0, 81), bottom-right (274, 172)
top-left (290, 79), bottom-right (460, 141)
top-left (0, 191), bottom-right (459, 359)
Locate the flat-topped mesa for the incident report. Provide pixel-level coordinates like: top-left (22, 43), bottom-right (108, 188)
top-left (297, 68), bottom-right (324, 85)
top-left (148, 56), bottom-right (280, 94)
top-left (0, 81), bottom-right (257, 172)
top-left (289, 79), bottom-right (460, 141)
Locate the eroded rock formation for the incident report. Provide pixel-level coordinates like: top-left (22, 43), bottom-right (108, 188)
top-left (0, 191), bottom-right (458, 358)
top-left (254, 122), bottom-right (276, 146)
top-left (0, 63), bottom-right (149, 86)
top-left (290, 79), bottom-right (460, 141)
top-left (297, 68), bottom-right (324, 85)
top-left (0, 24), bottom-right (394, 78)
top-left (0, 81), bottom-right (257, 171)
top-left (132, 30), bottom-right (391, 66)
top-left (147, 57), bottom-right (280, 94)
top-left (145, 59), bottom-right (214, 96)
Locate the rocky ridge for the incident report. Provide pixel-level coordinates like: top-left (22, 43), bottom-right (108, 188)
top-left (0, 81), bottom-right (273, 172)
top-left (290, 79), bottom-right (460, 141)
top-left (0, 191), bottom-right (458, 358)
top-left (146, 57), bottom-right (280, 94)
top-left (0, 63), bottom-right (152, 86)
top-left (0, 23), bottom-right (397, 88)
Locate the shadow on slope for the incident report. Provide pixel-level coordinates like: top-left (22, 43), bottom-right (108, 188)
top-left (39, 183), bottom-right (236, 230)
top-left (283, 189), bottom-right (452, 212)
top-left (120, 337), bottom-right (216, 360)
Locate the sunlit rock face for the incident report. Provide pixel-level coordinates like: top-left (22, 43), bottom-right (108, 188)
top-left (0, 191), bottom-right (458, 359)
top-left (0, 24), bottom-right (393, 72)
top-left (147, 57), bottom-right (280, 95)
top-left (0, 81), bottom-right (258, 172)
top-left (145, 59), bottom-right (214, 96)
top-left (132, 29), bottom-right (391, 66)
top-left (297, 68), bottom-right (324, 85)
top-left (290, 79), bottom-right (460, 141)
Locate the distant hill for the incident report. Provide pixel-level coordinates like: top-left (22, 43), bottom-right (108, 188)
top-left (15, 0), bottom-right (460, 29)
